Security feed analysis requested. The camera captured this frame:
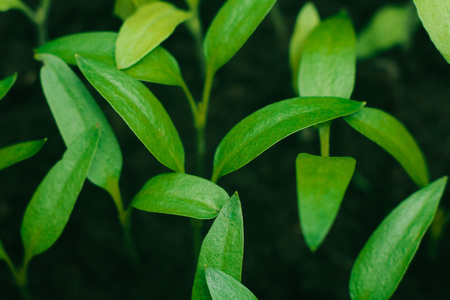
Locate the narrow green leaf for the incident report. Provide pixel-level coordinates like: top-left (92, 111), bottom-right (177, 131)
top-left (115, 1), bottom-right (190, 69)
top-left (357, 5), bottom-right (412, 59)
top-left (212, 97), bottom-right (364, 182)
top-left (0, 239), bottom-right (7, 260)
top-left (203, 0), bottom-right (277, 75)
top-left (192, 193), bottom-right (244, 300)
top-left (413, 0), bottom-right (450, 63)
top-left (21, 126), bottom-right (100, 263)
top-left (0, 73), bottom-right (17, 101)
top-left (132, 173), bottom-right (229, 219)
top-left (206, 268), bottom-right (257, 300)
top-left (299, 13), bottom-right (356, 98)
top-left (289, 2), bottom-right (320, 93)
top-left (76, 55), bottom-right (185, 173)
top-left (344, 107), bottom-right (429, 187)
top-left (349, 176), bottom-right (448, 300)
top-left (36, 32), bottom-right (184, 86)
top-left (0, 0), bottom-right (24, 12)
top-left (0, 139), bottom-right (46, 171)
top-left (296, 153), bottom-right (356, 251)
top-left (114, 0), bottom-right (157, 20)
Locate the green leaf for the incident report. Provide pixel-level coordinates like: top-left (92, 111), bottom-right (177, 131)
top-left (212, 97), bottom-right (364, 182)
top-left (298, 13), bottom-right (356, 98)
top-left (344, 107), bottom-right (429, 187)
top-left (296, 153), bottom-right (356, 251)
top-left (357, 5), bottom-right (412, 59)
top-left (289, 2), bottom-right (320, 93)
top-left (0, 73), bottom-right (17, 101)
top-left (37, 32), bottom-right (184, 86)
top-left (76, 55), bottom-right (185, 173)
top-left (206, 268), bottom-right (257, 300)
top-left (413, 0), bottom-right (450, 63)
top-left (38, 53), bottom-right (123, 198)
top-left (0, 139), bottom-right (46, 171)
top-left (132, 173), bottom-right (229, 219)
top-left (0, 0), bottom-right (24, 12)
top-left (203, 0), bottom-right (276, 75)
top-left (115, 1), bottom-right (190, 69)
top-left (192, 193), bottom-right (244, 300)
top-left (21, 126), bottom-right (100, 263)
top-left (349, 176), bottom-right (447, 300)
top-left (114, 0), bottom-right (158, 20)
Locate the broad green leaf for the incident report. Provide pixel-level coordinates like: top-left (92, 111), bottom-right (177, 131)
top-left (0, 239), bottom-right (7, 260)
top-left (296, 153), bottom-right (355, 251)
top-left (345, 107), bottom-right (429, 187)
top-left (77, 55), bottom-right (185, 173)
top-left (357, 5), bottom-right (412, 59)
top-left (289, 2), bottom-right (320, 93)
top-left (298, 13), bottom-right (356, 98)
top-left (115, 1), bottom-right (190, 69)
top-left (413, 0), bottom-right (450, 63)
top-left (0, 73), bottom-right (17, 101)
top-left (192, 193), bottom-right (244, 300)
top-left (349, 176), bottom-right (447, 300)
top-left (212, 97), bottom-right (364, 182)
top-left (203, 0), bottom-right (276, 75)
top-left (37, 32), bottom-right (184, 86)
top-left (132, 173), bottom-right (229, 219)
top-left (38, 53), bottom-right (123, 198)
top-left (0, 0), bottom-right (24, 12)
top-left (0, 139), bottom-right (46, 171)
top-left (21, 126), bottom-right (100, 263)
top-left (114, 0), bottom-right (158, 20)
top-left (206, 268), bottom-right (257, 300)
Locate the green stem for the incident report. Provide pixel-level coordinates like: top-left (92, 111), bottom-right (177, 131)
top-left (185, 2), bottom-right (205, 73)
top-left (180, 80), bottom-right (198, 127)
top-left (16, 0), bottom-right (52, 46)
top-left (318, 121), bottom-right (331, 157)
top-left (2, 250), bottom-right (33, 300)
top-left (269, 3), bottom-right (289, 43)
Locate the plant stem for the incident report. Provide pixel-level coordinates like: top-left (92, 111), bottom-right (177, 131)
top-left (17, 0), bottom-right (52, 46)
top-left (269, 2), bottom-right (289, 43)
top-left (185, 2), bottom-right (205, 73)
top-left (2, 250), bottom-right (33, 300)
top-left (318, 121), bottom-right (331, 157)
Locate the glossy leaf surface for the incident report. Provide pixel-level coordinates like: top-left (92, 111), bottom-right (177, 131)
top-left (39, 54), bottom-right (123, 196)
top-left (0, 73), bottom-right (17, 100)
top-left (296, 153), bottom-right (356, 251)
top-left (212, 97), bottom-right (364, 182)
top-left (206, 268), bottom-right (257, 300)
top-left (203, 0), bottom-right (276, 74)
top-left (37, 32), bottom-right (184, 86)
top-left (413, 0), bottom-right (450, 63)
top-left (349, 176), bottom-right (447, 300)
top-left (132, 173), bottom-right (229, 219)
top-left (299, 13), bottom-right (356, 98)
top-left (77, 55), bottom-right (185, 173)
top-left (21, 126), bottom-right (100, 263)
top-left (114, 0), bottom-right (157, 20)
top-left (357, 5), bottom-right (412, 59)
top-left (345, 107), bottom-right (428, 187)
top-left (115, 1), bottom-right (190, 69)
top-left (192, 193), bottom-right (244, 300)
top-left (0, 139), bottom-right (46, 171)
top-left (289, 2), bottom-right (320, 93)
top-left (0, 0), bottom-right (23, 11)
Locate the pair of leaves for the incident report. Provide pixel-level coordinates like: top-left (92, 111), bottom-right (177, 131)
top-left (350, 176), bottom-right (447, 300)
top-left (22, 126), bottom-right (100, 263)
top-left (192, 193), bottom-right (244, 299)
top-left (36, 32), bottom-right (185, 87)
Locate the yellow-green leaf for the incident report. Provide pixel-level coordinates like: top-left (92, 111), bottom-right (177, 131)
top-left (0, 73), bottom-right (17, 101)
top-left (0, 139), bottom-right (46, 171)
top-left (0, 0), bottom-right (24, 12)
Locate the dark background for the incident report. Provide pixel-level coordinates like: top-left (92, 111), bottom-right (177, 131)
top-left (0, 0), bottom-right (449, 299)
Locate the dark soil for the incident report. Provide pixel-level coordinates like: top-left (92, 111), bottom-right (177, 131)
top-left (0, 0), bottom-right (449, 299)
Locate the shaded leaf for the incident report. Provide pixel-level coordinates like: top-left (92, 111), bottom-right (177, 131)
top-left (115, 1), bottom-right (190, 69)
top-left (344, 107), bottom-right (429, 187)
top-left (132, 173), bottom-right (229, 219)
top-left (299, 13), bottom-right (356, 98)
top-left (38, 53), bottom-right (123, 197)
top-left (77, 55), bottom-right (185, 173)
top-left (349, 176), bottom-right (447, 300)
top-left (206, 268), bottom-right (257, 300)
top-left (203, 0), bottom-right (276, 75)
top-left (212, 97), bottom-right (364, 182)
top-left (192, 193), bottom-right (244, 300)
top-left (413, 0), bottom-right (450, 63)
top-left (114, 0), bottom-right (157, 20)
top-left (0, 73), bottom-right (17, 101)
top-left (296, 153), bottom-right (356, 251)
top-left (0, 0), bottom-right (23, 12)
top-left (0, 239), bottom-right (7, 260)
top-left (0, 139), bottom-right (46, 171)
top-left (21, 126), bottom-right (100, 263)
top-left (289, 2), bottom-right (320, 93)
